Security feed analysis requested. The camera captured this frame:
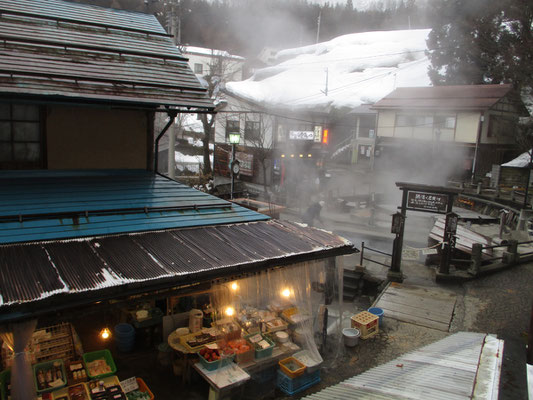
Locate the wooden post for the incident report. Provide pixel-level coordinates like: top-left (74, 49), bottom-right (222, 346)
top-left (360, 241), bottom-right (365, 267)
top-left (389, 192), bottom-right (406, 282)
top-left (503, 239), bottom-right (519, 264)
top-left (470, 243), bottom-right (483, 275)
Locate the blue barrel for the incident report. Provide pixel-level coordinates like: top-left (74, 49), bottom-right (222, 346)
top-left (114, 323), bottom-right (135, 352)
top-left (367, 307), bottom-right (384, 325)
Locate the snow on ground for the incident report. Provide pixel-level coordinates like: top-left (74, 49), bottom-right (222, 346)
top-left (175, 151), bottom-right (214, 173)
top-left (181, 113), bottom-right (204, 133)
top-left (226, 29), bottom-right (431, 111)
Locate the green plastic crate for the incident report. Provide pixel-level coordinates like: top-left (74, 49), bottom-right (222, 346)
top-left (198, 352), bottom-right (235, 371)
top-left (245, 334), bottom-right (274, 360)
top-left (82, 349), bottom-right (117, 379)
top-left (33, 359), bottom-right (67, 393)
top-left (0, 369), bottom-right (10, 400)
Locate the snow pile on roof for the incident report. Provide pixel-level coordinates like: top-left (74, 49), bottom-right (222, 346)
top-left (225, 29), bottom-right (431, 111)
top-left (183, 46), bottom-right (244, 60)
top-left (502, 150), bottom-right (532, 168)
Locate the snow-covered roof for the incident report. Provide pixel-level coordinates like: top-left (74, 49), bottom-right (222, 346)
top-left (225, 29), bottom-right (431, 111)
top-left (182, 46), bottom-right (245, 61)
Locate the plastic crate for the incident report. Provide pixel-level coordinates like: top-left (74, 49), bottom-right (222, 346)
top-left (0, 369), bottom-right (10, 400)
top-left (136, 377), bottom-right (154, 400)
top-left (198, 351), bottom-right (235, 371)
top-left (277, 369), bottom-right (320, 396)
top-left (245, 334), bottom-right (274, 360)
top-left (351, 311), bottom-right (379, 339)
top-left (279, 357), bottom-right (306, 378)
top-left (82, 350), bottom-right (116, 379)
top-left (33, 359), bottom-right (67, 393)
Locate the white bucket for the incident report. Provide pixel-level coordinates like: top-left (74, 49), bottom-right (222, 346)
top-left (342, 328), bottom-right (360, 347)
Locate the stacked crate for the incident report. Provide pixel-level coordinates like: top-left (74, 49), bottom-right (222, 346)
top-left (351, 311), bottom-right (379, 339)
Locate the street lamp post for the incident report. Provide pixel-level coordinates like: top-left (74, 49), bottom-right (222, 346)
top-left (229, 133), bottom-right (241, 200)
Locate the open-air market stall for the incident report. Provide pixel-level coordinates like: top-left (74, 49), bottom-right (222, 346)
top-left (0, 170), bottom-right (355, 399)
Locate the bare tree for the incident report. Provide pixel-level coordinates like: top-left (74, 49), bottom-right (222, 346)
top-left (244, 114), bottom-right (274, 193)
top-left (198, 51), bottom-right (242, 175)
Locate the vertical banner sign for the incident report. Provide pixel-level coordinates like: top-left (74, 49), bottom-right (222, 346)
top-left (314, 126), bottom-right (322, 142)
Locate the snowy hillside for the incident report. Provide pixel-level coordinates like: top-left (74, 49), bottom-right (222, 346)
top-left (225, 29), bottom-right (431, 111)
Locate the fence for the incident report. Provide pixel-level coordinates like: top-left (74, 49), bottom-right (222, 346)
top-left (359, 241), bottom-right (392, 269)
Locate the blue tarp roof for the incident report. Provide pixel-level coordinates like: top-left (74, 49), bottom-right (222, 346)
top-left (0, 169), bottom-right (269, 244)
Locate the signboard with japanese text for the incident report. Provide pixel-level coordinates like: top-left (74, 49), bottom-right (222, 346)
top-left (289, 130), bottom-right (314, 140)
top-left (407, 191), bottom-right (448, 213)
top-left (235, 152), bottom-right (254, 176)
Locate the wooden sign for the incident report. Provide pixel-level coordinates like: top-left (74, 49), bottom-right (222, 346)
top-left (407, 191), bottom-right (448, 213)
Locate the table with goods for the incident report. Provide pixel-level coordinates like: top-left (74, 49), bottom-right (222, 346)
top-left (168, 303), bottom-right (323, 398)
top-left (0, 323), bottom-right (154, 400)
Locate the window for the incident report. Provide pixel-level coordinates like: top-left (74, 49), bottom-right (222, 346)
top-left (225, 119), bottom-right (240, 140)
top-left (396, 114), bottom-right (433, 128)
top-left (244, 120), bottom-right (260, 140)
top-left (435, 115), bottom-right (456, 129)
top-left (194, 63), bottom-right (203, 74)
top-left (0, 103), bottom-right (41, 168)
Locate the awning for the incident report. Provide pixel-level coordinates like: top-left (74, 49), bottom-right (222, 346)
top-left (0, 219), bottom-right (355, 322)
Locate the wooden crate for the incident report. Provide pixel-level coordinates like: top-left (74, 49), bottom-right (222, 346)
top-left (351, 311), bottom-right (379, 339)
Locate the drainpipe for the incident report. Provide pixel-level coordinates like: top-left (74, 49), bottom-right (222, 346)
top-left (154, 110), bottom-right (178, 173)
top-left (471, 112), bottom-right (485, 184)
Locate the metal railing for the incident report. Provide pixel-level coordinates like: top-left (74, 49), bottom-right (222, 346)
top-left (360, 241), bottom-right (392, 269)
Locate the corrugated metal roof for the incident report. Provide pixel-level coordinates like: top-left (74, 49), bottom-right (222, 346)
top-left (0, 0), bottom-right (166, 35)
top-left (303, 332), bottom-right (501, 400)
top-left (372, 84), bottom-right (513, 111)
top-left (0, 170), bottom-right (269, 244)
top-left (0, 219), bottom-right (354, 314)
top-left (0, 0), bottom-right (213, 109)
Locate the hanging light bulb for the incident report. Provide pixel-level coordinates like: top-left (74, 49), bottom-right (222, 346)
top-left (225, 306), bottom-right (235, 317)
top-left (100, 327), bottom-right (111, 340)
top-left (281, 288), bottom-right (291, 298)
top-left (230, 282), bottom-right (239, 291)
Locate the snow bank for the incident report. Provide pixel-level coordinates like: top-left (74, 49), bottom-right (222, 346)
top-left (502, 150), bottom-right (532, 168)
top-left (226, 29), bottom-right (431, 110)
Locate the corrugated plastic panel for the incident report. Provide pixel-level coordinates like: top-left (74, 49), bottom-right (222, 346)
top-left (0, 170), bottom-right (269, 244)
top-left (0, 0), bottom-right (166, 34)
top-left (0, 220), bottom-right (354, 309)
top-left (304, 332), bottom-right (489, 400)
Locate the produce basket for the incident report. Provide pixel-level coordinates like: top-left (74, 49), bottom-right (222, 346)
top-left (124, 378), bottom-right (154, 400)
top-left (279, 357), bottom-right (306, 378)
top-left (245, 333), bottom-right (274, 360)
top-left (0, 369), bottom-right (10, 400)
top-left (52, 382), bottom-right (91, 400)
top-left (82, 350), bottom-right (116, 379)
top-left (264, 318), bottom-right (288, 333)
top-left (198, 348), bottom-right (235, 371)
top-left (292, 350), bottom-right (322, 373)
top-left (34, 359), bottom-right (67, 393)
top-left (226, 338), bottom-right (254, 365)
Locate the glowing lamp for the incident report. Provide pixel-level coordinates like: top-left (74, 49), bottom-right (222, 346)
top-left (281, 288), bottom-right (291, 298)
top-left (231, 282), bottom-right (239, 291)
top-left (100, 327), bottom-right (111, 340)
top-left (322, 129), bottom-right (329, 144)
top-left (299, 154), bottom-right (303, 158)
top-left (225, 306), bottom-right (235, 317)
top-left (281, 154), bottom-right (285, 158)
top-left (229, 133), bottom-right (240, 144)
top-left (308, 154), bottom-right (312, 158)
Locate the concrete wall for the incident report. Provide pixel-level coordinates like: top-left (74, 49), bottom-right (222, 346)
top-left (46, 106), bottom-right (148, 169)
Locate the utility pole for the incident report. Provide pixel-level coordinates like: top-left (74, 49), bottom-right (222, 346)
top-left (316, 10), bottom-right (321, 44)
